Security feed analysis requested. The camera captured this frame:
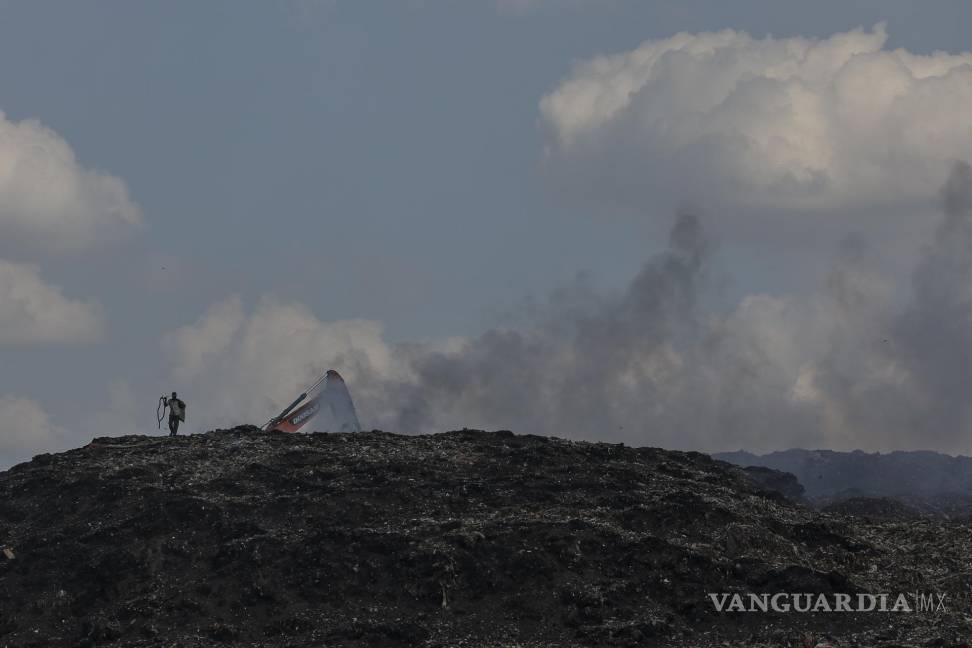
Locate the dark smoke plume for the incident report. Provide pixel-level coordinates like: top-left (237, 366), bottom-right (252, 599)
top-left (352, 163), bottom-right (972, 454)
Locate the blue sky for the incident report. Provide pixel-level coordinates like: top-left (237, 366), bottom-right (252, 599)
top-left (5, 1), bottom-right (972, 465)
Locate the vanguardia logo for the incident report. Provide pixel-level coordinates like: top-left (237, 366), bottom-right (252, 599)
top-left (707, 592), bottom-right (948, 613)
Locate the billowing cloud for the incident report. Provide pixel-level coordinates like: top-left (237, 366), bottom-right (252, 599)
top-left (0, 111), bottom-right (141, 252)
top-left (0, 394), bottom-right (67, 459)
top-left (166, 164), bottom-right (972, 454)
top-left (357, 211), bottom-right (830, 450)
top-left (0, 259), bottom-right (104, 344)
top-left (162, 296), bottom-right (404, 432)
top-left (540, 24), bottom-right (972, 216)
top-left (158, 163), bottom-right (972, 452)
top-left (363, 165), bottom-right (972, 454)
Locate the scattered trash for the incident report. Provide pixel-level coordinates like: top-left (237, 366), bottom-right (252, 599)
top-left (0, 427), bottom-right (968, 646)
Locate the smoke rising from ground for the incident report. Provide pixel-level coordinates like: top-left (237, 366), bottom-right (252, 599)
top-left (162, 296), bottom-right (406, 433)
top-left (164, 162), bottom-right (972, 453)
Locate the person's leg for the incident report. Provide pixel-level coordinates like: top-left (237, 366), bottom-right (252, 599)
top-left (169, 417), bottom-right (179, 436)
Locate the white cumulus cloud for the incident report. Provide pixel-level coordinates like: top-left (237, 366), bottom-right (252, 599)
top-left (540, 24), bottom-right (972, 215)
top-left (162, 296), bottom-right (403, 432)
top-left (0, 259), bottom-right (104, 344)
top-left (0, 394), bottom-right (68, 460)
top-left (0, 111), bottom-right (142, 252)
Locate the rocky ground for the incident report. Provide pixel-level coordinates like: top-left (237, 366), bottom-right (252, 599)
top-left (1, 428), bottom-right (971, 647)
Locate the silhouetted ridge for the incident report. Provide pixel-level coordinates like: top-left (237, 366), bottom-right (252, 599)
top-left (1, 429), bottom-right (970, 646)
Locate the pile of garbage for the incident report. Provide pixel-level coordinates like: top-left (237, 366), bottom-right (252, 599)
top-left (0, 428), bottom-right (970, 647)
top-left (820, 496), bottom-right (924, 521)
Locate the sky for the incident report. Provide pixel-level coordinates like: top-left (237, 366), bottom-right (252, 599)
top-left (5, 0), bottom-right (972, 466)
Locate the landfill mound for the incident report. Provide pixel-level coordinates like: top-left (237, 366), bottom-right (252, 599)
top-left (734, 465), bottom-right (806, 502)
top-left (816, 490), bottom-right (972, 520)
top-left (820, 496), bottom-right (924, 521)
top-left (1, 429), bottom-right (970, 647)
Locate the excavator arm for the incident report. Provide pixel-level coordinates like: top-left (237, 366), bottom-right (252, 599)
top-left (263, 370), bottom-right (361, 433)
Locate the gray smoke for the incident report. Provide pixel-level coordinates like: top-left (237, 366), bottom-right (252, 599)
top-left (363, 211), bottom-right (712, 445)
top-left (893, 161), bottom-right (972, 447)
top-left (350, 163), bottom-right (972, 454)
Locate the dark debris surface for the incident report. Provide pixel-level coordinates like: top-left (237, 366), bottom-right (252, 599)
top-left (1, 428), bottom-right (971, 647)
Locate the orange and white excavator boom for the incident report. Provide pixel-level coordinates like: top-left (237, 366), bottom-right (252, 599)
top-left (263, 370), bottom-right (361, 433)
